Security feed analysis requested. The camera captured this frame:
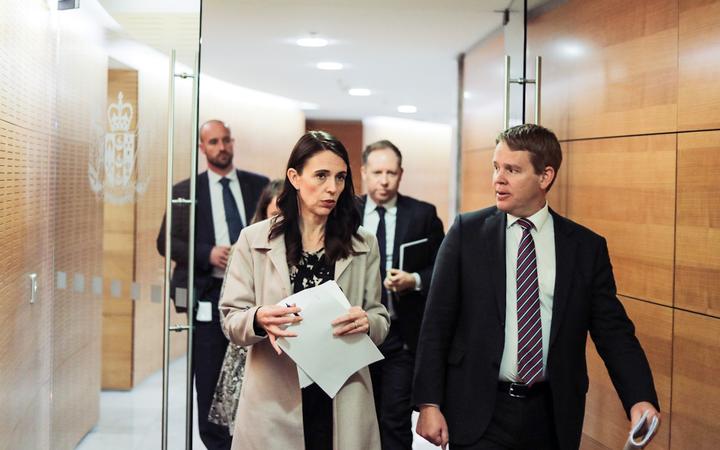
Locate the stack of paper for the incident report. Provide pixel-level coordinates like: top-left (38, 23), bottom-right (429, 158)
top-left (276, 281), bottom-right (384, 398)
top-left (623, 410), bottom-right (659, 450)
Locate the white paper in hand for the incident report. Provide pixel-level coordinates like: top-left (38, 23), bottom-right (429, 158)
top-left (623, 410), bottom-right (659, 450)
top-left (276, 281), bottom-right (383, 398)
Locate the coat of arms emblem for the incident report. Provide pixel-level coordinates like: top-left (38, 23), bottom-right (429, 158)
top-left (89, 91), bottom-right (148, 203)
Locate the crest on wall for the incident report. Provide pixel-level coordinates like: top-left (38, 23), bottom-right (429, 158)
top-left (89, 91), bottom-right (149, 203)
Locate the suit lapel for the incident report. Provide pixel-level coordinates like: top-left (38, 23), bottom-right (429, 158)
top-left (549, 210), bottom-right (576, 348)
top-left (254, 232), bottom-right (292, 298)
top-left (196, 172), bottom-right (214, 244)
top-left (236, 169), bottom-right (253, 226)
top-left (393, 194), bottom-right (409, 268)
top-left (485, 209), bottom-right (507, 320)
top-left (335, 233), bottom-right (371, 281)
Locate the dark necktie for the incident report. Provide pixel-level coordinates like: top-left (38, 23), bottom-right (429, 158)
top-left (375, 206), bottom-right (388, 307)
top-left (219, 177), bottom-right (243, 244)
top-left (516, 218), bottom-right (543, 385)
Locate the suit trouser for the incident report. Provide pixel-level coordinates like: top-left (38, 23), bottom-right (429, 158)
top-left (451, 386), bottom-right (559, 450)
top-left (193, 282), bottom-right (232, 450)
top-left (370, 325), bottom-right (415, 450)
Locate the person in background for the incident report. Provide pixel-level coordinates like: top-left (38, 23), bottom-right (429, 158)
top-left (359, 140), bottom-right (444, 449)
top-left (219, 131), bottom-right (389, 450)
top-left (208, 178), bottom-right (284, 434)
top-left (413, 124), bottom-right (659, 450)
top-left (156, 120), bottom-right (269, 450)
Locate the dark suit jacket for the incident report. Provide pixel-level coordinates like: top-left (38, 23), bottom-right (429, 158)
top-left (359, 193), bottom-right (444, 352)
top-left (156, 169), bottom-right (269, 312)
top-left (412, 206), bottom-right (658, 450)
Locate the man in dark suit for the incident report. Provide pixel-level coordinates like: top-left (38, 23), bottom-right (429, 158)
top-left (156, 120), bottom-right (268, 450)
top-left (413, 124), bottom-right (660, 450)
top-left (360, 140), bottom-right (444, 450)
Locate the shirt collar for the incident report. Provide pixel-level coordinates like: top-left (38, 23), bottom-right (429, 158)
top-left (364, 194), bottom-right (398, 215)
top-left (208, 168), bottom-right (238, 185)
top-left (506, 202), bottom-right (550, 231)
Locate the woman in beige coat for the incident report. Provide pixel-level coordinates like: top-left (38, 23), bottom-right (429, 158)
top-left (219, 131), bottom-right (390, 450)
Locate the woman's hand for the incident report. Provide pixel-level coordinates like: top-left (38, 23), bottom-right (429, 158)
top-left (255, 304), bottom-right (303, 355)
top-left (331, 306), bottom-right (369, 336)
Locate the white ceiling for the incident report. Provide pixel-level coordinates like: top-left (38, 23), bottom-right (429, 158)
top-left (98, 0), bottom-right (536, 124)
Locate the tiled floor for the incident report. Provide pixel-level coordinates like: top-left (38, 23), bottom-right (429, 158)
top-left (76, 356), bottom-right (436, 449)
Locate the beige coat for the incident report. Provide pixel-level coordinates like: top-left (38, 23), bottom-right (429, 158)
top-left (219, 218), bottom-right (390, 450)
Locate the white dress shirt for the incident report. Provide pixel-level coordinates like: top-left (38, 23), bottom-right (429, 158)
top-left (362, 196), bottom-right (423, 291)
top-left (499, 202), bottom-right (555, 382)
top-left (207, 169), bottom-right (247, 278)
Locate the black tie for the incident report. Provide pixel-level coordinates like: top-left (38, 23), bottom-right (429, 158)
top-left (219, 177), bottom-right (243, 244)
top-left (376, 206), bottom-right (388, 307)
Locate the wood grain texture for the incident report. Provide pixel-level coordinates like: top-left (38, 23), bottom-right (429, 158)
top-left (566, 134), bottom-right (675, 305)
top-left (461, 30), bottom-right (505, 151)
top-left (671, 310), bottom-right (720, 449)
top-left (583, 297), bottom-right (672, 450)
top-left (526, 0), bottom-right (678, 140)
top-left (676, 131), bottom-right (720, 317)
top-left (678, 0), bottom-right (720, 131)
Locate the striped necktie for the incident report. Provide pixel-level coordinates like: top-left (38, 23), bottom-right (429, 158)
top-left (516, 218), bottom-right (543, 385)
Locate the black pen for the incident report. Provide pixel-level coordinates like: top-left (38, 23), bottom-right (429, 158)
top-left (285, 302), bottom-right (300, 316)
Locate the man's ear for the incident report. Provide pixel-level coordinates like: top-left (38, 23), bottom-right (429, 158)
top-left (540, 166), bottom-right (556, 191)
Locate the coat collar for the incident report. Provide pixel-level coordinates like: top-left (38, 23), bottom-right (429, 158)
top-left (251, 220), bottom-right (370, 295)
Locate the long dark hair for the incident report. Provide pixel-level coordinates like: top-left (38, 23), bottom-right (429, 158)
top-left (269, 130), bottom-right (362, 266)
top-left (251, 179), bottom-right (284, 224)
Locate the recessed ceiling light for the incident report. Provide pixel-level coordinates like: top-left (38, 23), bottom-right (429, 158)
top-left (348, 88), bottom-right (371, 97)
top-left (397, 105), bottom-right (417, 113)
top-left (297, 37), bottom-right (328, 48)
top-left (316, 62), bottom-right (343, 71)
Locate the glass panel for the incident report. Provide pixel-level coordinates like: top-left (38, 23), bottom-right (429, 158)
top-left (504, 0), bottom-right (528, 127)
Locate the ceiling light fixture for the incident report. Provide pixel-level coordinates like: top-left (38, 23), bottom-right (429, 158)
top-left (348, 88), bottom-right (371, 97)
top-left (296, 33), bottom-right (328, 48)
top-left (397, 105), bottom-right (417, 113)
top-left (316, 62), bottom-right (343, 71)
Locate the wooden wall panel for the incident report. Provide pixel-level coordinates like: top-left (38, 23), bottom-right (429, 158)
top-left (678, 0), bottom-right (720, 131)
top-left (461, 31), bottom-right (505, 151)
top-left (460, 148), bottom-right (495, 212)
top-left (0, 122), bottom-right (53, 450)
top-left (306, 119), bottom-right (363, 190)
top-left (676, 131), bottom-right (720, 317)
top-left (460, 144), bottom-right (568, 216)
top-left (566, 135), bottom-right (675, 305)
top-left (671, 310), bottom-right (720, 449)
top-left (527, 0), bottom-right (678, 140)
top-left (102, 70), bottom-right (138, 390)
top-left (582, 297), bottom-right (672, 449)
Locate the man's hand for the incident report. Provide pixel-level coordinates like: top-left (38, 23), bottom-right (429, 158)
top-left (630, 401), bottom-right (660, 440)
top-left (384, 268), bottom-right (416, 293)
top-left (210, 245), bottom-right (231, 269)
top-left (416, 405), bottom-right (449, 449)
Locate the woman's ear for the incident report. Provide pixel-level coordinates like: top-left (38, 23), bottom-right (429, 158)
top-left (287, 168), bottom-right (300, 190)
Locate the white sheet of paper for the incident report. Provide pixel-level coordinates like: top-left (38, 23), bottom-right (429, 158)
top-left (297, 366), bottom-right (314, 389)
top-left (277, 281), bottom-right (384, 398)
top-left (623, 411), bottom-right (659, 450)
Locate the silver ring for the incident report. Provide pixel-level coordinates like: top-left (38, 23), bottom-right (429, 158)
top-left (354, 320), bottom-right (359, 328)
